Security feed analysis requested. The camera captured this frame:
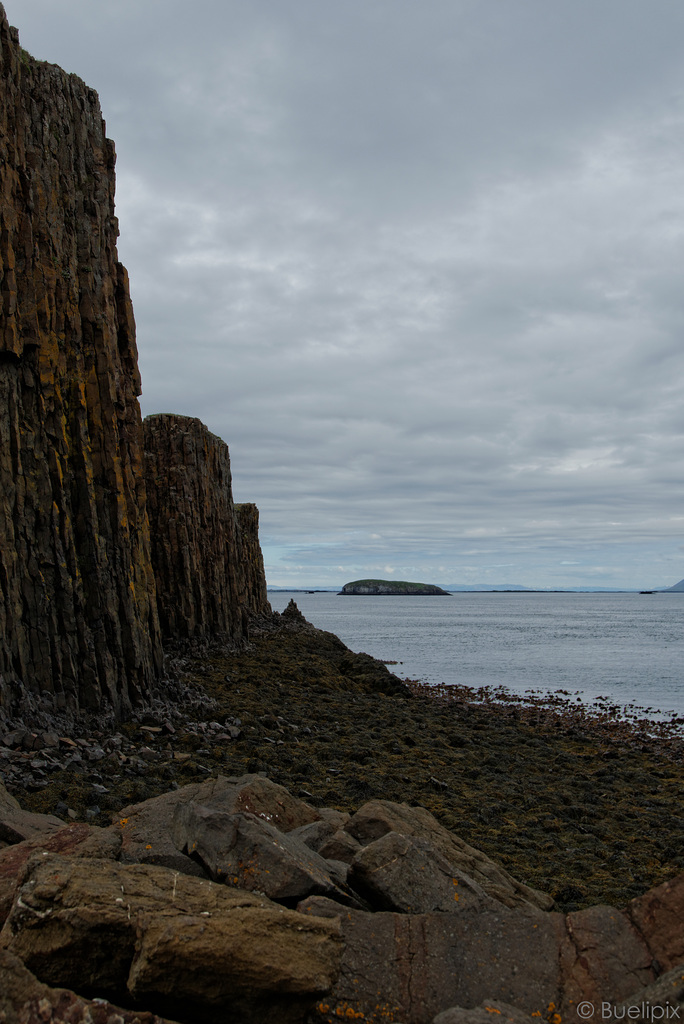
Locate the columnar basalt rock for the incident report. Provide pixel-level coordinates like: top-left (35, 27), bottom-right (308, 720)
top-left (143, 414), bottom-right (270, 641)
top-left (0, 5), bottom-right (162, 718)
top-left (235, 502), bottom-right (270, 618)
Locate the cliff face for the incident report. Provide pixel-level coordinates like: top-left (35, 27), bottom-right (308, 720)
top-left (144, 415), bottom-right (270, 641)
top-left (0, 7), bottom-right (163, 717)
top-left (235, 503), bottom-right (270, 619)
top-left (0, 5), bottom-right (272, 719)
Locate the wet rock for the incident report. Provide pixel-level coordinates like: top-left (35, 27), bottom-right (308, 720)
top-left (345, 799), bottom-right (554, 911)
top-left (1, 854), bottom-right (342, 1024)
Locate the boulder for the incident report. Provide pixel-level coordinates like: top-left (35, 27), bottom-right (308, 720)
top-left (0, 821), bottom-right (121, 925)
top-left (114, 774), bottom-right (321, 876)
top-left (1, 853), bottom-right (342, 1024)
top-left (0, 948), bottom-right (179, 1024)
top-left (0, 780), bottom-right (66, 845)
top-left (345, 799), bottom-right (554, 911)
top-left (627, 872), bottom-right (684, 972)
top-left (348, 830), bottom-right (493, 913)
top-left (300, 896), bottom-right (566, 1024)
top-left (172, 802), bottom-right (356, 905)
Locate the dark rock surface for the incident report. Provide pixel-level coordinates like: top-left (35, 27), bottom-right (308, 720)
top-left (143, 415), bottom-right (270, 642)
top-left (0, 2), bottom-right (162, 719)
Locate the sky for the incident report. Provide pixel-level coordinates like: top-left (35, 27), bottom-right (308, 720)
top-left (8, 0), bottom-right (684, 589)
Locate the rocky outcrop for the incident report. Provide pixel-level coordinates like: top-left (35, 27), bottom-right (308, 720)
top-left (1, 776), bottom-right (683, 1024)
top-left (235, 501), bottom-right (270, 618)
top-left (339, 578), bottom-right (451, 595)
top-left (143, 416), bottom-right (270, 641)
top-left (0, 5), bottom-right (162, 719)
top-left (143, 414), bottom-right (268, 641)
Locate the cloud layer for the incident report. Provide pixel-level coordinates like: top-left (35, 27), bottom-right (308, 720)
top-left (11, 0), bottom-right (684, 587)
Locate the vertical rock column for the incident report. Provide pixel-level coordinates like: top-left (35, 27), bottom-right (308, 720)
top-left (235, 503), bottom-right (270, 618)
top-left (0, 8), bottom-right (162, 716)
top-left (144, 414), bottom-right (269, 640)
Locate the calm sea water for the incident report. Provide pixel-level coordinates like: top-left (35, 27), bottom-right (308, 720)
top-left (267, 591), bottom-right (684, 718)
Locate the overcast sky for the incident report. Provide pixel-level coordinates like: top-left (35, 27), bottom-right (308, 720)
top-left (10, 0), bottom-right (684, 588)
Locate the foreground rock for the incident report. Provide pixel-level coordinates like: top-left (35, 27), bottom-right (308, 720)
top-left (1, 854), bottom-right (342, 1024)
top-left (0, 949), bottom-right (179, 1024)
top-left (1, 774), bottom-right (683, 1024)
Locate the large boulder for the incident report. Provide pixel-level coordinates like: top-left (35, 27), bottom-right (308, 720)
top-left (345, 799), bottom-right (553, 911)
top-left (1, 853), bottom-right (342, 1024)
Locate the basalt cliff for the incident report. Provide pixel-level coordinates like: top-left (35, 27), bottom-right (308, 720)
top-left (0, 5), bottom-right (269, 726)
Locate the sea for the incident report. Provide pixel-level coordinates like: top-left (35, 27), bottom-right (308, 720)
top-left (267, 590), bottom-right (684, 721)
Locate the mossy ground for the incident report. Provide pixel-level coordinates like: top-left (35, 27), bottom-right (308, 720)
top-left (17, 616), bottom-right (684, 914)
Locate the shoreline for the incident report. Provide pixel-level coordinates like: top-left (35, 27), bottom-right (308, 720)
top-left (2, 608), bottom-right (684, 912)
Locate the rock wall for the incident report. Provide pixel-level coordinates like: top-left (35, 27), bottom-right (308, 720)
top-left (235, 502), bottom-right (270, 619)
top-left (144, 415), bottom-right (270, 641)
top-left (0, 6), bottom-right (163, 718)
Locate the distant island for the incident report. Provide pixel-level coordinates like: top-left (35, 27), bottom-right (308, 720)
top-left (338, 579), bottom-right (451, 596)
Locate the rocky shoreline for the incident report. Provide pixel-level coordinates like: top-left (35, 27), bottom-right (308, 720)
top-left (2, 606), bottom-right (684, 1022)
top-left (3, 604), bottom-right (684, 914)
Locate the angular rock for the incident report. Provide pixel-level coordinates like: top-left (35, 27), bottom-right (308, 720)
top-left (0, 6), bottom-right (163, 717)
top-left (345, 799), bottom-right (553, 911)
top-left (628, 872), bottom-right (684, 972)
top-left (1, 853), bottom-right (342, 1024)
top-left (172, 802), bottom-right (353, 905)
top-left (0, 948), bottom-right (179, 1024)
top-left (432, 1001), bottom-right (537, 1024)
top-left (349, 830), bottom-right (492, 913)
top-left (318, 829), bottom-right (362, 865)
top-left (0, 821), bottom-right (121, 925)
top-left (290, 818), bottom-right (339, 852)
top-left (114, 774), bottom-right (321, 877)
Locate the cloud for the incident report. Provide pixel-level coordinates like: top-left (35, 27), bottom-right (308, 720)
top-left (9, 0), bottom-right (684, 587)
